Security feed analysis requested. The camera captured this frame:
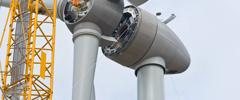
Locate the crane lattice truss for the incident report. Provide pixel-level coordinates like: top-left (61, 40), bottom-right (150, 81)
top-left (1, 0), bottom-right (57, 100)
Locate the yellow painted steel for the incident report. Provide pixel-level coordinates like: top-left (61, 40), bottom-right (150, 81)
top-left (40, 51), bottom-right (46, 79)
top-left (0, 0), bottom-right (57, 100)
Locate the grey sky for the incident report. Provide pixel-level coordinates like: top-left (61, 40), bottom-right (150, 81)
top-left (1, 0), bottom-right (240, 100)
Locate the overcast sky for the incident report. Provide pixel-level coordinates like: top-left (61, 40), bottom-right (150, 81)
top-left (1, 0), bottom-right (240, 100)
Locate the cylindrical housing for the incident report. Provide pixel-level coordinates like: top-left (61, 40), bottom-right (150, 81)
top-left (65, 0), bottom-right (124, 36)
top-left (103, 6), bottom-right (191, 74)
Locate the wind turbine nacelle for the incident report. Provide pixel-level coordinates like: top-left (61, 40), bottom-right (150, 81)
top-left (128, 0), bottom-right (148, 6)
top-left (102, 6), bottom-right (191, 74)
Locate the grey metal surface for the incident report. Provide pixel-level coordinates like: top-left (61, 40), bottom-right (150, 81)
top-left (137, 57), bottom-right (165, 100)
top-left (72, 22), bottom-right (101, 100)
top-left (128, 0), bottom-right (148, 6)
top-left (0, 0), bottom-right (10, 7)
top-left (140, 20), bottom-right (190, 73)
top-left (65, 0), bottom-right (124, 36)
top-left (103, 6), bottom-right (190, 74)
top-left (102, 6), bottom-right (140, 56)
top-left (91, 85), bottom-right (96, 100)
top-left (0, 0), bottom-right (2, 8)
top-left (10, 0), bottom-right (29, 99)
top-left (105, 6), bottom-right (158, 67)
top-left (43, 0), bottom-right (68, 20)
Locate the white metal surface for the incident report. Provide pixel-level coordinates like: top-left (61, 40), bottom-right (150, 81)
top-left (72, 22), bottom-right (101, 100)
top-left (91, 85), bottom-right (95, 100)
top-left (137, 57), bottom-right (165, 100)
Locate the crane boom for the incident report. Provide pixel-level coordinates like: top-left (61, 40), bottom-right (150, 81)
top-left (1, 0), bottom-right (57, 99)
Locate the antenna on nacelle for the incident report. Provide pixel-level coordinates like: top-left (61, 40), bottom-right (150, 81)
top-left (156, 12), bottom-right (162, 16)
top-left (163, 14), bottom-right (176, 24)
top-left (156, 12), bottom-right (176, 24)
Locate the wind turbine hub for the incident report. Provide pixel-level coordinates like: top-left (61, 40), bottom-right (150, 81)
top-left (63, 0), bottom-right (92, 24)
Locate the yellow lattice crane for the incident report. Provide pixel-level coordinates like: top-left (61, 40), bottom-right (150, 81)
top-left (0, 0), bottom-right (57, 99)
